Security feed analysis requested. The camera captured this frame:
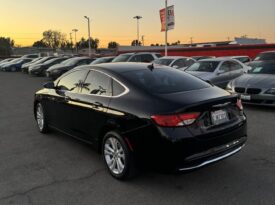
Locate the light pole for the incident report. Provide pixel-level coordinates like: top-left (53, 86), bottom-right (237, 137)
top-left (133, 16), bottom-right (142, 46)
top-left (84, 16), bottom-right (92, 57)
top-left (72, 29), bottom-right (78, 54)
top-left (165, 0), bottom-right (168, 56)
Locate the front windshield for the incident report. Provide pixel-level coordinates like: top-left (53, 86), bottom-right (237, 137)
top-left (186, 61), bottom-right (220, 72)
top-left (248, 62), bottom-right (275, 74)
top-left (112, 54), bottom-right (132, 62)
top-left (154, 58), bottom-right (174, 66)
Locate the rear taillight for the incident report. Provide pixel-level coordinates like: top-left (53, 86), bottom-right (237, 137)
top-left (236, 99), bottom-right (243, 111)
top-left (151, 112), bottom-right (200, 127)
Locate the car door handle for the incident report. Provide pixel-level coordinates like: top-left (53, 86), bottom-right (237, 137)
top-left (64, 96), bottom-right (71, 101)
top-left (93, 102), bottom-right (103, 107)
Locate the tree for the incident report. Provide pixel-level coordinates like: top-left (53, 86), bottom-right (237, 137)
top-left (42, 30), bottom-right (67, 49)
top-left (76, 37), bottom-right (100, 49)
top-left (0, 37), bottom-right (14, 57)
top-left (108, 41), bottom-right (119, 49)
top-left (32, 40), bottom-right (48, 48)
top-left (131, 40), bottom-right (142, 46)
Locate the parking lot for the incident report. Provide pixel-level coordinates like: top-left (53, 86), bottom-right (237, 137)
top-left (0, 72), bottom-right (274, 205)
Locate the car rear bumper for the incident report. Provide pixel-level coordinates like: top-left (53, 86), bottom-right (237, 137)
top-left (128, 120), bottom-right (247, 171)
top-left (178, 138), bottom-right (246, 171)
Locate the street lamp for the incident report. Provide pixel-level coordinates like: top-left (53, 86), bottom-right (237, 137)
top-left (84, 16), bottom-right (92, 57)
top-left (72, 29), bottom-right (78, 54)
top-left (133, 16), bottom-right (142, 46)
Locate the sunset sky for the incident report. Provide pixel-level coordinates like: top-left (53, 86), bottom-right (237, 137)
top-left (0, 0), bottom-right (274, 47)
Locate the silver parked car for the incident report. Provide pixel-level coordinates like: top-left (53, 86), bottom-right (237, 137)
top-left (153, 56), bottom-right (196, 69)
top-left (184, 58), bottom-right (248, 88)
top-left (226, 60), bottom-right (275, 106)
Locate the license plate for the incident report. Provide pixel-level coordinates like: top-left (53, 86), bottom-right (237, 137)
top-left (211, 110), bottom-right (229, 125)
top-left (240, 95), bottom-right (251, 101)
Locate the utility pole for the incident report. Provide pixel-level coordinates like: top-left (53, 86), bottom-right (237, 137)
top-left (141, 35), bottom-right (145, 46)
top-left (72, 29), bottom-right (78, 54)
top-left (190, 37), bottom-right (193, 46)
top-left (84, 16), bottom-right (92, 57)
top-left (133, 16), bottom-right (142, 46)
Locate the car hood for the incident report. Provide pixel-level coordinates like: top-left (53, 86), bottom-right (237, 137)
top-left (232, 74), bottom-right (275, 88)
top-left (186, 71), bottom-right (213, 80)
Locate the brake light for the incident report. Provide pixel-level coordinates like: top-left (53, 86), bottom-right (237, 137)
top-left (151, 112), bottom-right (200, 127)
top-left (236, 99), bottom-right (243, 111)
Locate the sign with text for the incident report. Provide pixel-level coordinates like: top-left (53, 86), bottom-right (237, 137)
top-left (160, 5), bottom-right (175, 32)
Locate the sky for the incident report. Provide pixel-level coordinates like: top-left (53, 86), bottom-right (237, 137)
top-left (0, 0), bottom-right (274, 47)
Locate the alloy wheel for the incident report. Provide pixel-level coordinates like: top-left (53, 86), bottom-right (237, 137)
top-left (104, 137), bottom-right (126, 175)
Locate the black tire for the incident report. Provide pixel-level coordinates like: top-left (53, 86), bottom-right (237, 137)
top-left (35, 103), bottom-right (49, 134)
top-left (102, 131), bottom-right (138, 180)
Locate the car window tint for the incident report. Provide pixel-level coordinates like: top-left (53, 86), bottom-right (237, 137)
top-left (140, 54), bottom-right (154, 63)
top-left (219, 61), bottom-right (231, 72)
top-left (129, 55), bottom-right (142, 62)
top-left (57, 70), bottom-right (87, 92)
top-left (172, 59), bottom-right (186, 68)
top-left (230, 61), bottom-right (243, 70)
top-left (112, 80), bottom-right (126, 96)
top-left (121, 68), bottom-right (210, 94)
top-left (82, 71), bottom-right (112, 96)
top-left (186, 61), bottom-right (219, 72)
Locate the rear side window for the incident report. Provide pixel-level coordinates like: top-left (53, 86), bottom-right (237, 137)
top-left (230, 61), bottom-right (243, 70)
top-left (140, 54), bottom-right (154, 63)
top-left (57, 70), bottom-right (88, 92)
top-left (186, 61), bottom-right (219, 72)
top-left (121, 68), bottom-right (210, 94)
top-left (82, 71), bottom-right (112, 96)
top-left (112, 80), bottom-right (126, 96)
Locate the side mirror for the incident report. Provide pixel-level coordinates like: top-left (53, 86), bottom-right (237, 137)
top-left (43, 82), bottom-right (55, 89)
top-left (172, 65), bottom-right (179, 69)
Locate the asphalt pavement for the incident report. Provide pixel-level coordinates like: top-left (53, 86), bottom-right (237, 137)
top-left (0, 72), bottom-right (274, 205)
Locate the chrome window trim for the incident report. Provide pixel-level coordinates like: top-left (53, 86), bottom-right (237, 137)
top-left (82, 68), bottom-right (129, 98)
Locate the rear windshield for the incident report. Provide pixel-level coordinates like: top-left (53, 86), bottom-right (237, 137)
top-left (154, 58), bottom-right (174, 66)
top-left (112, 54), bottom-right (132, 62)
top-left (255, 53), bottom-right (275, 61)
top-left (121, 68), bottom-right (210, 94)
top-left (186, 61), bottom-right (220, 72)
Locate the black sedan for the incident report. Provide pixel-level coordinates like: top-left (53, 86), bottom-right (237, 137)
top-left (29, 57), bottom-right (68, 76)
top-left (45, 57), bottom-right (95, 79)
top-left (1, 58), bottom-right (33, 72)
top-left (227, 60), bottom-right (275, 106)
top-left (34, 63), bottom-right (247, 179)
top-left (22, 56), bottom-right (55, 73)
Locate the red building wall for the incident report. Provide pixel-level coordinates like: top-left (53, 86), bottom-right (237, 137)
top-left (118, 44), bottom-right (275, 59)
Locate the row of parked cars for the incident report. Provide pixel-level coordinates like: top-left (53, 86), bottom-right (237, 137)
top-left (1, 51), bottom-right (275, 107)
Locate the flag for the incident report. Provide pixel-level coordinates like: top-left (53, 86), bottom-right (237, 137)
top-left (160, 5), bottom-right (175, 32)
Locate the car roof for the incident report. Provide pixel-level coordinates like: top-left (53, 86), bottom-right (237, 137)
top-left (199, 58), bottom-right (229, 62)
top-left (75, 62), bottom-right (165, 74)
top-left (260, 51), bottom-right (275, 54)
top-left (158, 56), bottom-right (191, 60)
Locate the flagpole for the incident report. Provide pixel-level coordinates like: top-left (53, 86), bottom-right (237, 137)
top-left (165, 0), bottom-right (168, 56)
